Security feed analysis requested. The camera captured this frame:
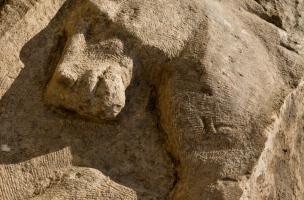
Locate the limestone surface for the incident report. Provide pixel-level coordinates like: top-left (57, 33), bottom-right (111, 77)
top-left (0, 0), bottom-right (304, 200)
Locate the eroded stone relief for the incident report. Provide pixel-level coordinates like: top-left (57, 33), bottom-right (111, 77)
top-left (1, 0), bottom-right (304, 199)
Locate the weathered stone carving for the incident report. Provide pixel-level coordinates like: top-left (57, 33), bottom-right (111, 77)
top-left (45, 6), bottom-right (133, 119)
top-left (1, 0), bottom-right (304, 199)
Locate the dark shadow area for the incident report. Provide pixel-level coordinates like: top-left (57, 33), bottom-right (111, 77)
top-left (0, 0), bottom-right (175, 199)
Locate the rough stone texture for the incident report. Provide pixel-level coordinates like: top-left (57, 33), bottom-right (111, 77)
top-left (45, 5), bottom-right (133, 119)
top-left (0, 0), bottom-right (304, 199)
top-left (241, 79), bottom-right (304, 200)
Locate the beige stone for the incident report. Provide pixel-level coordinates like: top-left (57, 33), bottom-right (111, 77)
top-left (0, 0), bottom-right (304, 199)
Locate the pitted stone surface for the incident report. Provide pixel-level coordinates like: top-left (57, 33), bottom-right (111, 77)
top-left (0, 0), bottom-right (304, 200)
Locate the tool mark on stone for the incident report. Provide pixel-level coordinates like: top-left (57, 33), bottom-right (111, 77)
top-left (279, 42), bottom-right (299, 54)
